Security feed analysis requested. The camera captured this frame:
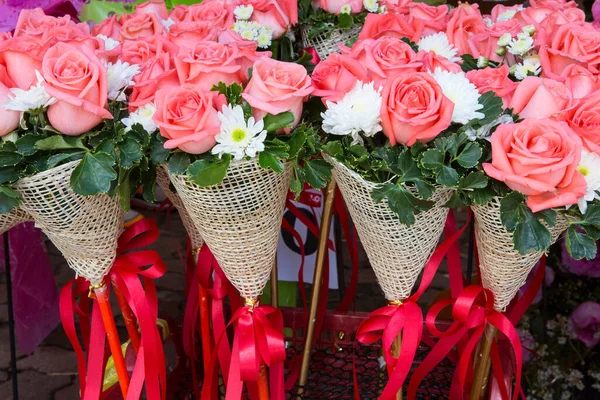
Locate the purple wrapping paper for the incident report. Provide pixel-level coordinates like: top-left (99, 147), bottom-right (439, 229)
top-left (0, 0), bottom-right (83, 32)
top-left (1, 223), bottom-right (60, 354)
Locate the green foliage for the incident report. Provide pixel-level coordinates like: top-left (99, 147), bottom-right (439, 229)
top-left (187, 155), bottom-right (232, 187)
top-left (211, 82), bottom-right (244, 106)
top-left (0, 186), bottom-right (21, 214)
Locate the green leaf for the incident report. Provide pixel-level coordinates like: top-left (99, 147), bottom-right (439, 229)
top-left (421, 148), bottom-right (444, 171)
top-left (455, 142), bottom-right (482, 168)
top-left (0, 151), bottom-right (22, 167)
top-left (445, 191), bottom-right (468, 208)
top-left (0, 167), bottom-right (21, 184)
top-left (0, 186), bottom-right (21, 214)
top-left (304, 159), bottom-right (332, 189)
top-left (565, 226), bottom-right (597, 260)
top-left (118, 137), bottom-right (143, 168)
top-left (117, 168), bottom-right (131, 212)
top-left (95, 139), bottom-right (117, 160)
top-left (35, 135), bottom-right (87, 151)
top-left (581, 203), bottom-right (600, 226)
top-left (290, 165), bottom-right (304, 196)
top-left (337, 12), bottom-right (353, 28)
top-left (437, 166), bottom-right (459, 187)
top-left (128, 124), bottom-right (151, 147)
top-left (258, 151), bottom-right (285, 173)
top-left (371, 183), bottom-right (434, 225)
top-left (322, 141), bottom-right (343, 158)
top-left (460, 54), bottom-right (478, 72)
top-left (287, 129), bottom-right (308, 158)
top-left (458, 171), bottom-right (488, 189)
top-left (263, 138), bottom-right (290, 159)
top-left (70, 152), bottom-right (117, 196)
top-left (187, 154), bottom-right (231, 187)
top-left (413, 179), bottom-right (435, 200)
top-left (150, 133), bottom-right (169, 165)
top-left (141, 168), bottom-right (157, 203)
top-left (535, 209), bottom-right (556, 228)
top-left (211, 82), bottom-right (243, 105)
top-left (16, 134), bottom-right (46, 156)
top-left (478, 92), bottom-right (504, 125)
top-left (500, 192), bottom-right (527, 231)
top-left (513, 215), bottom-right (552, 254)
top-left (47, 151), bottom-right (86, 169)
top-left (263, 112), bottom-right (295, 133)
top-left (470, 186), bottom-right (495, 205)
top-left (394, 151), bottom-right (422, 182)
top-left (168, 153), bottom-right (190, 175)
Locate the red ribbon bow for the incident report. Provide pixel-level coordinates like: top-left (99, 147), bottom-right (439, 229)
top-left (408, 285), bottom-right (523, 400)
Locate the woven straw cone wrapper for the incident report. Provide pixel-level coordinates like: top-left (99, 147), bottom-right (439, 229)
top-left (0, 208), bottom-right (31, 236)
top-left (472, 197), bottom-right (569, 311)
top-left (325, 155), bottom-right (452, 301)
top-left (14, 160), bottom-right (124, 285)
top-left (169, 158), bottom-right (292, 299)
top-left (156, 166), bottom-right (204, 250)
top-left (301, 25), bottom-right (362, 60)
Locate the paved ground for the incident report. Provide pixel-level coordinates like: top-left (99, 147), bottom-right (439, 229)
top-left (0, 205), bottom-right (470, 399)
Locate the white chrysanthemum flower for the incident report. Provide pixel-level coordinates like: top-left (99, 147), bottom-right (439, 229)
top-left (212, 104), bottom-right (267, 160)
top-left (3, 70), bottom-right (56, 113)
top-left (122, 102), bottom-right (158, 134)
top-left (522, 25), bottom-right (535, 36)
top-left (161, 18), bottom-right (175, 32)
top-left (96, 34), bottom-right (120, 51)
top-left (513, 58), bottom-right (542, 80)
top-left (321, 81), bottom-right (383, 145)
top-left (465, 114), bottom-right (513, 141)
top-left (418, 32), bottom-right (461, 62)
top-left (507, 35), bottom-right (534, 56)
top-left (497, 33), bottom-right (512, 47)
top-left (256, 26), bottom-right (272, 49)
top-left (364, 0), bottom-right (379, 13)
top-left (105, 60), bottom-right (140, 101)
top-left (575, 149), bottom-right (600, 214)
top-left (234, 5), bottom-right (254, 20)
top-left (483, 17), bottom-right (493, 28)
top-left (431, 68), bottom-right (484, 124)
top-left (233, 21), bottom-right (260, 41)
top-left (340, 4), bottom-right (352, 14)
top-left (497, 9), bottom-right (517, 21)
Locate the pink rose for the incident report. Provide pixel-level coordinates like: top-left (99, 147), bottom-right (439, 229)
top-left (319, 0), bottom-right (363, 15)
top-left (13, 8), bottom-right (75, 39)
top-left (446, 4), bottom-right (487, 55)
top-left (483, 118), bottom-right (586, 212)
top-left (489, 4), bottom-right (524, 23)
top-left (343, 37), bottom-right (421, 86)
top-left (120, 35), bottom-right (178, 66)
top-left (168, 22), bottom-right (218, 48)
top-left (380, 72), bottom-right (453, 146)
top-left (41, 43), bottom-right (113, 135)
top-left (408, 3), bottom-right (448, 37)
top-left (174, 42), bottom-right (246, 91)
top-left (468, 19), bottom-right (522, 63)
top-left (466, 65), bottom-right (516, 107)
top-left (242, 58), bottom-right (312, 128)
top-left (561, 64), bottom-right (598, 99)
top-left (529, 0), bottom-right (578, 9)
top-left (154, 85), bottom-right (223, 154)
top-left (0, 33), bottom-right (12, 42)
top-left (170, 2), bottom-right (232, 29)
top-left (417, 50), bottom-right (462, 73)
top-left (0, 36), bottom-right (46, 90)
top-left (562, 90), bottom-right (600, 154)
top-left (129, 52), bottom-right (179, 110)
top-left (570, 302), bottom-right (600, 348)
top-left (510, 77), bottom-right (573, 120)
top-left (312, 53), bottom-right (368, 103)
top-left (119, 13), bottom-right (165, 41)
top-left (379, 0), bottom-right (411, 14)
top-left (91, 15), bottom-right (122, 41)
top-left (242, 0), bottom-right (298, 39)
top-left (42, 26), bottom-right (101, 53)
top-left (135, 0), bottom-right (169, 20)
top-left (358, 13), bottom-right (422, 43)
top-left (0, 65), bottom-right (20, 137)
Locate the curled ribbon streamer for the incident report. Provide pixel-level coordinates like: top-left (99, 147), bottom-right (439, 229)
top-left (202, 304), bottom-right (287, 400)
top-left (354, 211), bottom-right (470, 399)
top-left (407, 285), bottom-right (523, 400)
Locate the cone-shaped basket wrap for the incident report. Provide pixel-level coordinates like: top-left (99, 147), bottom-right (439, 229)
top-left (0, 208), bottom-right (31, 236)
top-left (14, 161), bottom-right (123, 285)
top-left (156, 166), bottom-right (204, 250)
top-left (301, 25), bottom-right (362, 60)
top-left (169, 158), bottom-right (292, 299)
top-left (472, 197), bottom-right (569, 311)
top-left (326, 155), bottom-right (452, 301)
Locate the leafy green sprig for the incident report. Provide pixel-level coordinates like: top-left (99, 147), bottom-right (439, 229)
top-left (298, 0), bottom-right (368, 40)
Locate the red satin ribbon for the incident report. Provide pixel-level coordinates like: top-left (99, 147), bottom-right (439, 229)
top-left (202, 304), bottom-right (287, 400)
top-left (354, 211), bottom-right (470, 399)
top-left (407, 285), bottom-right (523, 400)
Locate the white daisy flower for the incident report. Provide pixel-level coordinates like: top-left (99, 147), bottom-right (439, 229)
top-left (513, 58), bottom-right (542, 80)
top-left (431, 68), bottom-right (484, 124)
top-left (340, 4), bottom-right (352, 14)
top-left (122, 102), bottom-right (158, 134)
top-left (3, 70), bottom-right (56, 113)
top-left (161, 18), bottom-right (175, 32)
top-left (418, 32), bottom-right (461, 63)
top-left (234, 4), bottom-right (254, 20)
top-left (364, 0), bottom-right (379, 13)
top-left (233, 21), bottom-right (259, 41)
top-left (575, 149), bottom-right (600, 214)
top-left (212, 104), bottom-right (267, 160)
top-left (497, 33), bottom-right (512, 47)
top-left (256, 26), bottom-right (273, 49)
top-left (507, 35), bottom-right (534, 56)
top-left (321, 81), bottom-right (383, 145)
top-left (96, 34), bottom-right (120, 51)
top-left (105, 60), bottom-right (140, 101)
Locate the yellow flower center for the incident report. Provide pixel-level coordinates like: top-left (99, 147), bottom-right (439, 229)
top-left (578, 166), bottom-right (589, 177)
top-left (232, 128), bottom-right (247, 143)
